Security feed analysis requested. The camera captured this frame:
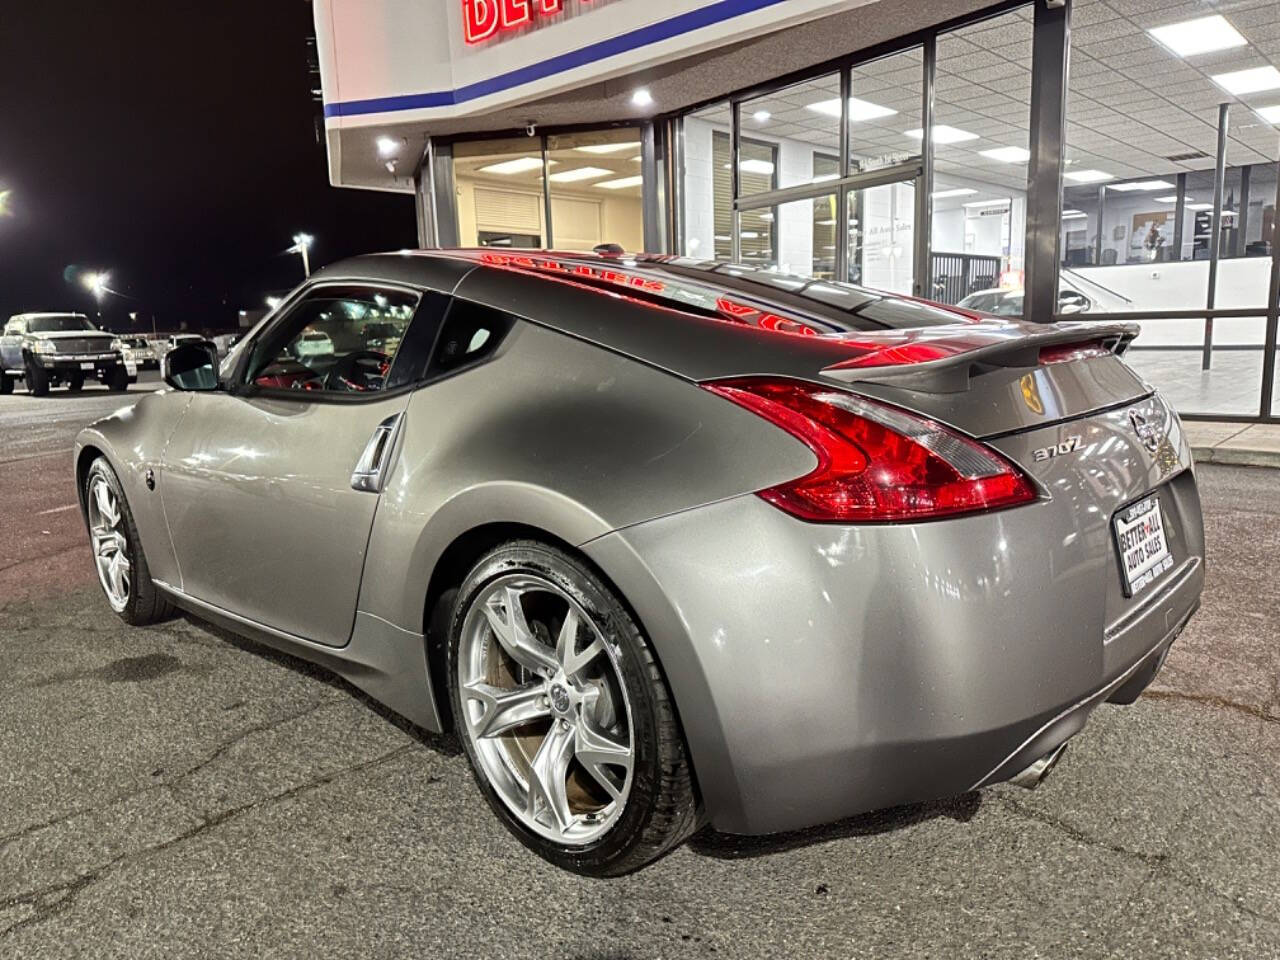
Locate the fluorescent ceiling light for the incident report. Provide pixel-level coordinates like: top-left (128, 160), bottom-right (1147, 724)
top-left (1211, 66), bottom-right (1280, 96)
top-left (815, 219), bottom-right (836, 226)
top-left (714, 235), bottom-right (731, 241)
top-left (980, 146), bottom-right (1031, 163)
top-left (758, 212), bottom-right (775, 222)
top-left (1062, 211), bottom-right (1088, 220)
top-left (1064, 169), bottom-right (1113, 183)
top-left (548, 166), bottom-right (612, 183)
top-left (963, 199), bottom-right (1011, 209)
top-left (576, 141), bottom-right (642, 154)
top-left (741, 231), bottom-right (760, 239)
top-left (1256, 105), bottom-right (1280, 124)
top-left (740, 158), bottom-right (775, 175)
top-left (595, 176), bottom-right (643, 190)
top-left (752, 110), bottom-right (771, 123)
top-left (1107, 179), bottom-right (1175, 192)
top-left (932, 187), bottom-right (978, 199)
top-left (904, 125), bottom-right (979, 144)
top-left (805, 97), bottom-right (898, 122)
top-left (478, 156), bottom-right (545, 175)
top-left (1154, 195), bottom-right (1181, 203)
top-left (1186, 202), bottom-right (1215, 210)
top-left (1148, 15), bottom-right (1246, 58)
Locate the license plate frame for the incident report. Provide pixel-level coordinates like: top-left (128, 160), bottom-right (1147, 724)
top-left (1113, 495), bottom-right (1174, 597)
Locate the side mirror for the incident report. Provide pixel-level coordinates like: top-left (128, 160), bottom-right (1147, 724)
top-left (163, 342), bottom-right (220, 391)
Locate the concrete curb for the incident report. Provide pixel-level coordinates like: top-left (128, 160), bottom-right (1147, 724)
top-left (1185, 422), bottom-right (1280, 470)
top-left (1192, 445), bottom-right (1280, 469)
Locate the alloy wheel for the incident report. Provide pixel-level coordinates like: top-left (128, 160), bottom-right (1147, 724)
top-left (87, 474), bottom-right (131, 612)
top-left (457, 574), bottom-right (634, 846)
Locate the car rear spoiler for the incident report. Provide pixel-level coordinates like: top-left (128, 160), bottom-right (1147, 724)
top-left (820, 321), bottom-right (1141, 395)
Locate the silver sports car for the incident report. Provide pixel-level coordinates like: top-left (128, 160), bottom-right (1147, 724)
top-left (75, 250), bottom-right (1204, 876)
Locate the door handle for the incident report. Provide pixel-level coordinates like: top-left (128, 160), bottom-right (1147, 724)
top-left (351, 413), bottom-right (403, 493)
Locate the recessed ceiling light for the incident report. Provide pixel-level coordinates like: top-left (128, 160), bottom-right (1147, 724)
top-left (1154, 195), bottom-right (1182, 203)
top-left (752, 110), bottom-right (771, 123)
top-left (595, 175), bottom-right (643, 190)
top-left (1107, 179), bottom-right (1175, 192)
top-left (1148, 15), bottom-right (1246, 58)
top-left (932, 187), bottom-right (978, 199)
top-left (376, 136), bottom-right (400, 158)
top-left (547, 166), bottom-right (612, 183)
top-left (805, 97), bottom-right (898, 122)
top-left (905, 125), bottom-right (979, 144)
top-left (1256, 105), bottom-right (1280, 124)
top-left (1211, 66), bottom-right (1280, 96)
top-left (980, 146), bottom-right (1031, 163)
top-left (631, 88), bottom-right (654, 107)
top-left (576, 141), bottom-right (642, 154)
top-left (1186, 202), bottom-right (1215, 211)
top-left (1064, 169), bottom-right (1113, 183)
top-left (963, 199), bottom-right (1011, 209)
top-left (740, 158), bottom-right (775, 175)
top-left (478, 156), bottom-right (545, 175)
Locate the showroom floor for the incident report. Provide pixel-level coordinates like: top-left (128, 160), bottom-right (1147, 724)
top-left (1, 379), bottom-right (1278, 959)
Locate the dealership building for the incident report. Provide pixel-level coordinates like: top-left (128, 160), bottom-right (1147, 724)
top-left (313, 0), bottom-right (1280, 422)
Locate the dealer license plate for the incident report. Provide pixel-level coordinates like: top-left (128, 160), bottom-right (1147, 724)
top-left (1114, 496), bottom-right (1173, 597)
top-left (80, 362), bottom-right (95, 371)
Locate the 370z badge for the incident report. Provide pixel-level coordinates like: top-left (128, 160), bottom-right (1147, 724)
top-left (1033, 435), bottom-right (1083, 462)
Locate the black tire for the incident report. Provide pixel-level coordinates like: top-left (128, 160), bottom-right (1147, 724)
top-left (107, 365), bottom-right (129, 392)
top-left (24, 357), bottom-right (48, 396)
top-left (448, 540), bottom-right (700, 877)
top-left (84, 457), bottom-right (175, 625)
top-left (68, 373), bottom-right (85, 393)
top-left (0, 371), bottom-right (12, 395)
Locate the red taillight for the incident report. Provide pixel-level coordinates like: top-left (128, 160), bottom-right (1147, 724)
top-left (1039, 340), bottom-right (1111, 365)
top-left (703, 378), bottom-right (1038, 523)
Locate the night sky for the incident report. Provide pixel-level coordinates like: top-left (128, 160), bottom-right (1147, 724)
top-left (0, 1), bottom-right (417, 334)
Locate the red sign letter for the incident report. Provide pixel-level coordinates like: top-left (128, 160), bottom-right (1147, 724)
top-left (463, 0), bottom-right (499, 43)
top-left (501, 0), bottom-right (532, 29)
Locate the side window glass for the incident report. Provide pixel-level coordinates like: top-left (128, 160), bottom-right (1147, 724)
top-left (246, 288), bottom-right (419, 395)
top-left (430, 300), bottom-right (514, 375)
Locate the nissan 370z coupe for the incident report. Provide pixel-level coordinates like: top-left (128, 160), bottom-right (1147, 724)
top-left (75, 250), bottom-right (1204, 875)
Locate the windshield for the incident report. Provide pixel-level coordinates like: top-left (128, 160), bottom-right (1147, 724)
top-left (27, 315), bottom-right (95, 333)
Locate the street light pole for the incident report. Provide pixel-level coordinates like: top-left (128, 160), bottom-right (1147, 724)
top-left (291, 233), bottom-right (314, 278)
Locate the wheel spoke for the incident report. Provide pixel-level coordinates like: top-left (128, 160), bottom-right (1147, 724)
top-left (464, 681), bottom-right (550, 738)
top-left (575, 719), bottom-right (632, 800)
top-left (556, 607), bottom-right (605, 678)
top-left (526, 721), bottom-right (576, 833)
top-left (93, 482), bottom-right (119, 528)
top-left (481, 586), bottom-right (558, 676)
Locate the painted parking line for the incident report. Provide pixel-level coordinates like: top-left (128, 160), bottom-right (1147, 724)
top-left (37, 503), bottom-right (79, 516)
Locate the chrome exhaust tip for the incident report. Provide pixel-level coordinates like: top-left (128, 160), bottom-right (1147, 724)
top-left (1008, 742), bottom-right (1068, 790)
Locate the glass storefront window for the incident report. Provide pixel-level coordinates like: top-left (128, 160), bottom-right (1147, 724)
top-left (849, 49), bottom-right (922, 175)
top-left (545, 128), bottom-right (643, 253)
top-left (452, 138), bottom-right (547, 248)
top-left (1122, 317), bottom-right (1267, 417)
top-left (682, 101), bottom-right (731, 260)
top-left (739, 74), bottom-right (840, 194)
top-left (848, 181), bottom-right (915, 294)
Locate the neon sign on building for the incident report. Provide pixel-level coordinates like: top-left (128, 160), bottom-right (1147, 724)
top-left (463, 0), bottom-right (594, 44)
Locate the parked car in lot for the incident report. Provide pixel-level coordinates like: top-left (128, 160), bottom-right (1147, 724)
top-left (1, 312), bottom-right (137, 395)
top-left (75, 250), bottom-right (1204, 875)
top-left (211, 332), bottom-right (244, 358)
top-left (119, 336), bottom-right (159, 370)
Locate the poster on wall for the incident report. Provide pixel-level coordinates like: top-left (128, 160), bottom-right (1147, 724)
top-left (1130, 211), bottom-right (1173, 262)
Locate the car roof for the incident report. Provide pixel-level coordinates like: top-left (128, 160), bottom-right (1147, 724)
top-left (9, 312), bottom-right (89, 321)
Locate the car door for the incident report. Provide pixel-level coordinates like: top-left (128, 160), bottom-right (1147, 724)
top-left (161, 282), bottom-right (448, 647)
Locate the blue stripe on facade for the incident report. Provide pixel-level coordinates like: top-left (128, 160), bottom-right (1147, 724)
top-left (323, 0), bottom-right (794, 118)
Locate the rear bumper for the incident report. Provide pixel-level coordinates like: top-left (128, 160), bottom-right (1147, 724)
top-left (586, 473), bottom-right (1204, 836)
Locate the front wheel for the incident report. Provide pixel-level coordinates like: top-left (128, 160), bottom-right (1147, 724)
top-left (83, 457), bottom-right (174, 625)
top-left (24, 358), bottom-right (48, 396)
top-left (107, 366), bottom-right (129, 392)
top-left (448, 541), bottom-right (700, 876)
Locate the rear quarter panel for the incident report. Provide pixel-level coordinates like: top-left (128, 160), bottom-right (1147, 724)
top-left (357, 319), bottom-right (816, 630)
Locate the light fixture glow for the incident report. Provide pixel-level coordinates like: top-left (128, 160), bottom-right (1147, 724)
top-left (1064, 169), bottom-right (1113, 183)
top-left (376, 136), bottom-right (400, 158)
top-left (1107, 179), bottom-right (1175, 192)
top-left (932, 187), bottom-right (978, 199)
top-left (740, 158), bottom-right (775, 175)
top-left (980, 146), bottom-right (1031, 163)
top-left (805, 97), bottom-right (899, 122)
top-left (478, 156), bottom-right (545, 175)
top-left (631, 88), bottom-right (654, 108)
top-left (740, 231), bottom-right (760, 239)
top-left (266, 296), bottom-right (283, 309)
top-left (576, 141), bottom-right (642, 154)
top-left (595, 176), bottom-right (643, 190)
top-left (963, 199), bottom-right (1011, 209)
top-left (1211, 66), bottom-right (1280, 96)
top-left (1062, 211), bottom-right (1088, 220)
top-left (905, 125), bottom-right (979, 144)
top-left (1255, 105), bottom-right (1280, 124)
top-left (547, 166), bottom-right (613, 183)
top-left (1148, 15), bottom-right (1246, 58)
top-left (1154, 195), bottom-right (1183, 203)
top-left (752, 110), bottom-right (771, 123)
top-left (82, 271), bottom-right (110, 301)
top-left (1186, 202), bottom-right (1215, 211)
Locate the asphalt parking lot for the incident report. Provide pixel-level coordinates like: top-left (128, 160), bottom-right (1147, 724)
top-left (1, 380), bottom-right (1278, 959)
